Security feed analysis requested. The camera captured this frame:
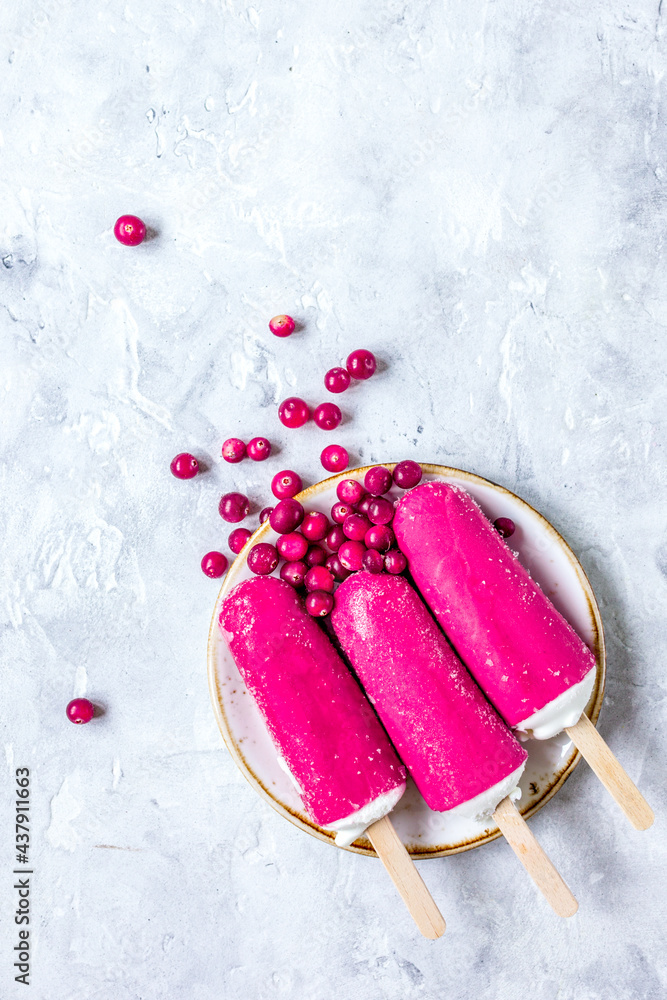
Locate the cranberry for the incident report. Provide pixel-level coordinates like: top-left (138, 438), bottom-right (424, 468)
top-left (305, 566), bottom-right (335, 594)
top-left (272, 470), bottom-right (303, 500)
top-left (305, 590), bottom-right (334, 617)
top-left (279, 397), bottom-right (310, 428)
top-left (259, 507), bottom-right (274, 524)
top-left (277, 532), bottom-right (309, 562)
top-left (222, 438), bottom-right (246, 463)
top-left (362, 549), bottom-right (385, 574)
top-left (66, 698), bottom-right (95, 724)
top-left (343, 513), bottom-right (372, 541)
top-left (269, 499), bottom-right (305, 534)
top-left (337, 479), bottom-right (365, 505)
top-left (355, 494), bottom-right (373, 516)
top-left (392, 460), bottom-right (422, 489)
top-left (326, 525), bottom-right (346, 551)
top-left (247, 437), bottom-right (271, 461)
top-left (346, 349), bottom-right (376, 380)
top-left (321, 444), bottom-right (349, 473)
top-left (365, 524), bottom-right (395, 551)
top-left (325, 554), bottom-right (351, 582)
top-left (313, 402), bottom-right (342, 431)
top-left (229, 528), bottom-right (252, 554)
top-left (305, 544), bottom-right (328, 567)
top-left (324, 367), bottom-right (351, 393)
top-left (384, 549), bottom-right (407, 575)
top-left (201, 551), bottom-right (229, 577)
top-left (331, 501), bottom-right (356, 523)
top-left (364, 466), bottom-right (392, 496)
top-left (170, 453), bottom-right (199, 479)
top-left (219, 492), bottom-right (250, 523)
top-left (494, 517), bottom-right (516, 538)
top-left (114, 215), bottom-right (146, 246)
top-left (367, 496), bottom-right (395, 525)
top-left (301, 511), bottom-right (329, 542)
top-left (247, 543), bottom-right (280, 575)
top-left (338, 540), bottom-right (366, 572)
top-left (280, 560), bottom-right (308, 588)
top-left (269, 314), bottom-right (296, 338)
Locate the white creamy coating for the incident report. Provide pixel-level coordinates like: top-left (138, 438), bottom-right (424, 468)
top-left (514, 666), bottom-right (597, 741)
top-left (444, 761), bottom-right (527, 822)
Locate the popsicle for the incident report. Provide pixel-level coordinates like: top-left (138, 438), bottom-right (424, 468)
top-left (331, 571), bottom-right (578, 917)
top-left (219, 575), bottom-right (445, 938)
top-left (393, 481), bottom-right (653, 831)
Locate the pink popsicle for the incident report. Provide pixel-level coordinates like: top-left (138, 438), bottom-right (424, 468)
top-left (219, 576), bottom-right (406, 831)
top-left (392, 482), bottom-right (596, 735)
top-left (330, 572), bottom-right (527, 813)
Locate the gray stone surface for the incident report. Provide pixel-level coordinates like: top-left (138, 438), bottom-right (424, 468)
top-left (1, 1), bottom-right (665, 997)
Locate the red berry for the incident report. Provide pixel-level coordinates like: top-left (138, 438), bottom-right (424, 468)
top-left (331, 501), bottom-right (356, 523)
top-left (114, 215), bottom-right (146, 246)
top-left (337, 479), bottom-right (365, 505)
top-left (201, 551), bottom-right (228, 578)
top-left (313, 402), bottom-right (342, 431)
top-left (247, 437), bottom-right (271, 461)
top-left (247, 543), bottom-right (279, 575)
top-left (229, 528), bottom-right (252, 554)
top-left (280, 560), bottom-right (308, 588)
top-left (324, 367), bottom-right (351, 393)
top-left (259, 507), bottom-right (274, 524)
top-left (272, 470), bottom-right (303, 500)
top-left (270, 499), bottom-right (305, 534)
top-left (325, 554), bottom-right (351, 582)
top-left (494, 517), bottom-right (516, 538)
top-left (170, 453), bottom-right (199, 479)
top-left (355, 494), bottom-right (373, 516)
top-left (384, 549), bottom-right (407, 575)
top-left (269, 314), bottom-right (295, 338)
top-left (346, 349), bottom-right (376, 380)
top-left (305, 590), bottom-right (334, 617)
top-left (321, 444), bottom-right (349, 473)
top-left (362, 549), bottom-right (385, 574)
top-left (364, 466), bottom-right (392, 495)
top-left (326, 524), bottom-right (346, 551)
top-left (365, 524), bottom-right (395, 551)
top-left (305, 566), bottom-right (335, 594)
top-left (367, 496), bottom-right (395, 525)
top-left (279, 397), bottom-right (310, 428)
top-left (66, 698), bottom-right (95, 724)
top-left (222, 438), bottom-right (246, 463)
top-left (343, 513), bottom-right (372, 541)
top-left (392, 460), bottom-right (422, 489)
top-left (301, 511), bottom-right (329, 542)
top-left (277, 532), bottom-right (309, 562)
top-left (219, 492), bottom-right (250, 522)
top-left (305, 544), bottom-right (328, 567)
top-left (339, 540), bottom-right (366, 572)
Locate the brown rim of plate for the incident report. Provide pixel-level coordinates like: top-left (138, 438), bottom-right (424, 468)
top-left (207, 463), bottom-right (606, 858)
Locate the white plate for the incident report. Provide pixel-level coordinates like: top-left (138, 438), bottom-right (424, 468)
top-left (207, 464), bottom-right (605, 857)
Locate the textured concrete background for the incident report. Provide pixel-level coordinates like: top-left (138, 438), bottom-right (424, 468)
top-left (1, 1), bottom-right (665, 997)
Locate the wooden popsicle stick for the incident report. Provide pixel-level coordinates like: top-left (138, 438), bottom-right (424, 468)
top-left (493, 796), bottom-right (578, 918)
top-left (565, 712), bottom-right (654, 831)
top-left (366, 816), bottom-right (446, 939)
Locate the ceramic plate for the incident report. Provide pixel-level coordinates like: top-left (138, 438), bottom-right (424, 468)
top-left (207, 464), bottom-right (605, 857)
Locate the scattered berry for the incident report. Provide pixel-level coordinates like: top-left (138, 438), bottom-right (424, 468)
top-left (325, 554), bottom-right (351, 582)
top-left (301, 511), bottom-right (329, 541)
top-left (247, 437), bottom-right (271, 461)
top-left (259, 507), bottom-right (274, 524)
top-left (305, 566), bottom-right (335, 594)
top-left (346, 349), bottom-right (376, 380)
top-left (305, 544), bottom-right (328, 567)
top-left (201, 551), bottom-right (229, 578)
top-left (277, 532), bottom-right (309, 562)
top-left (222, 438), bottom-right (246, 463)
top-left (326, 524), bottom-right (346, 551)
top-left (279, 397), bottom-right (310, 428)
top-left (114, 215), bottom-right (146, 246)
top-left (313, 402), bottom-right (342, 431)
top-left (272, 470), bottom-right (303, 500)
top-left (321, 444), bottom-right (349, 473)
top-left (305, 590), bottom-right (334, 617)
top-left (229, 528), bottom-right (252, 554)
top-left (336, 479), bottom-right (365, 505)
top-left (362, 549), bottom-right (385, 574)
top-left (247, 543), bottom-right (280, 576)
top-left (384, 549), bottom-right (407, 575)
top-left (269, 314), bottom-right (295, 338)
top-left (364, 466), bottom-right (392, 496)
top-left (280, 560), bottom-right (308, 588)
top-left (365, 524), bottom-right (395, 551)
top-left (66, 698), bottom-right (95, 724)
top-left (338, 540), bottom-right (366, 572)
top-left (367, 496), bottom-right (395, 526)
top-left (392, 460), bottom-right (422, 489)
top-left (343, 513), bottom-right (372, 541)
top-left (219, 492), bottom-right (250, 523)
top-left (270, 499), bottom-right (305, 534)
top-left (331, 501), bottom-right (356, 523)
top-left (494, 517), bottom-right (516, 538)
top-left (170, 453), bottom-right (199, 479)
top-left (324, 367), bottom-right (351, 394)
